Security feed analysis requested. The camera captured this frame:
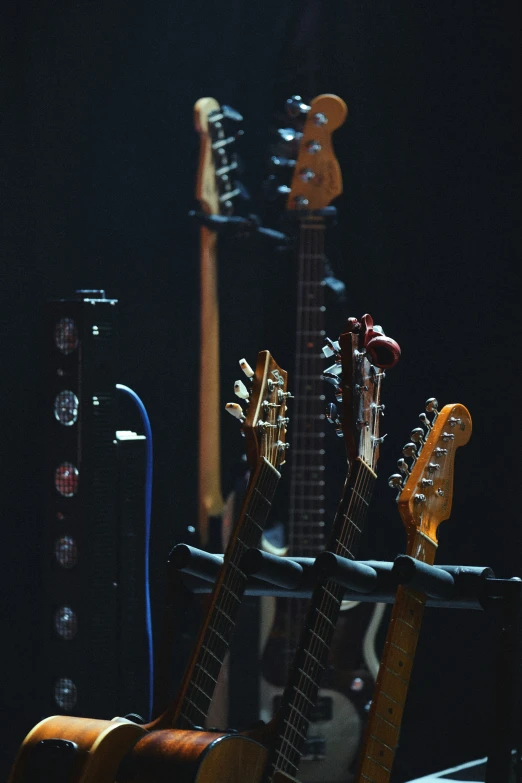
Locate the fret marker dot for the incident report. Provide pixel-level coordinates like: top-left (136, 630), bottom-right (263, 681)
top-left (399, 661), bottom-right (403, 667)
top-left (388, 708), bottom-right (393, 714)
top-left (379, 751), bottom-right (384, 757)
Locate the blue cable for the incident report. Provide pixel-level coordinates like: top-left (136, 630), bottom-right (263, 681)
top-left (116, 384), bottom-right (154, 721)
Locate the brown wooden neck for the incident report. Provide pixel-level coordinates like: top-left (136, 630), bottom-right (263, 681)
top-left (355, 531), bottom-right (437, 783)
top-left (198, 225), bottom-right (223, 547)
top-left (266, 459), bottom-right (376, 781)
top-left (149, 457), bottom-right (280, 731)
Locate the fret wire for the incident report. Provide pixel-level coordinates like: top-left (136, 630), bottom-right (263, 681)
top-left (357, 531), bottom-right (435, 779)
top-left (272, 460), bottom-right (376, 772)
top-left (179, 458), bottom-right (280, 725)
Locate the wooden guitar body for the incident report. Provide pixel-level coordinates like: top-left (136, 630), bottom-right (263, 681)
top-left (9, 715), bottom-right (146, 783)
top-left (116, 730), bottom-right (267, 783)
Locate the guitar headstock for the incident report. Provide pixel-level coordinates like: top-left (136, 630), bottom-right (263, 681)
top-left (226, 351), bottom-right (291, 473)
top-left (323, 314), bottom-right (400, 470)
top-left (388, 401), bottom-right (472, 544)
top-left (194, 97), bottom-right (243, 216)
top-left (266, 94), bottom-right (347, 210)
top-left (286, 94), bottom-right (347, 211)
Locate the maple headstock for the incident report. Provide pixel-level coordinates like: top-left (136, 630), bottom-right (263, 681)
top-left (226, 351), bottom-right (291, 474)
top-left (194, 97), bottom-right (243, 216)
top-left (323, 314), bottom-right (400, 470)
top-left (389, 401), bottom-right (472, 544)
top-left (286, 94), bottom-right (347, 211)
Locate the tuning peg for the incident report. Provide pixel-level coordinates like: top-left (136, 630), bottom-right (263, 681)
top-left (402, 442), bottom-right (418, 459)
top-left (323, 362), bottom-right (342, 377)
top-left (419, 412), bottom-right (432, 431)
top-left (239, 358), bottom-right (254, 378)
top-left (286, 95), bottom-right (311, 117)
top-left (263, 174), bottom-right (291, 201)
top-left (322, 337), bottom-right (341, 359)
top-left (234, 380), bottom-right (250, 400)
top-left (397, 458), bottom-right (410, 475)
top-left (270, 155), bottom-right (296, 168)
top-left (226, 402), bottom-right (245, 422)
top-left (325, 402), bottom-right (343, 437)
top-left (326, 402), bottom-right (338, 421)
top-left (410, 427), bottom-right (425, 445)
top-left (425, 398), bottom-right (438, 414)
top-left (388, 474), bottom-right (404, 490)
top-left (277, 127), bottom-right (303, 143)
top-left (221, 105), bottom-right (243, 122)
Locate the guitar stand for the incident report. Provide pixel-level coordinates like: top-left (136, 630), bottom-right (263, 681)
top-left (166, 544), bottom-right (522, 783)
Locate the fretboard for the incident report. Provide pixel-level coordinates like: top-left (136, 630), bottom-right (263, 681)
top-left (267, 458), bottom-right (376, 780)
top-left (355, 531), bottom-right (437, 783)
top-left (288, 217), bottom-right (327, 558)
top-left (155, 457), bottom-right (280, 730)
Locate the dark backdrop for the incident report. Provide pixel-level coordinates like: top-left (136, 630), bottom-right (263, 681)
top-left (1, 1), bottom-right (519, 780)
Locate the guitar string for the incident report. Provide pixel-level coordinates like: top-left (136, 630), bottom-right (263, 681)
top-left (273, 370), bottom-right (384, 772)
top-left (358, 529), bottom-right (435, 778)
top-left (271, 468), bottom-right (372, 774)
top-left (272, 344), bottom-right (385, 771)
top-left (180, 434), bottom-right (282, 726)
top-left (183, 460), bottom-right (280, 725)
top-left (273, 232), bottom-right (383, 771)
top-left (185, 376), bottom-right (288, 722)
top-left (272, 462), bottom-right (375, 774)
top-left (285, 221), bottom-right (326, 667)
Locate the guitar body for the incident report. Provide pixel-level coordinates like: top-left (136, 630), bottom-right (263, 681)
top-left (116, 730), bottom-right (268, 783)
top-left (9, 715), bottom-right (146, 783)
top-left (260, 598), bottom-right (381, 781)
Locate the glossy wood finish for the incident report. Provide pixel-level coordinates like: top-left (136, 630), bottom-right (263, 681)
top-left (286, 94), bottom-right (347, 211)
top-left (9, 715), bottom-right (146, 783)
top-left (194, 96), bottom-right (225, 548)
top-left (355, 403), bottom-right (472, 783)
top-left (117, 730), bottom-right (268, 783)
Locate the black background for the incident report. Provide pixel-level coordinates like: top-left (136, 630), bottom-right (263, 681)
top-left (0, 1), bottom-right (519, 780)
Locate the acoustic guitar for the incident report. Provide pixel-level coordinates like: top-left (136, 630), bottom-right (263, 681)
top-left (354, 400), bottom-right (472, 783)
top-left (8, 349), bottom-right (289, 783)
top-left (259, 95), bottom-right (390, 782)
top-left (112, 319), bottom-right (398, 783)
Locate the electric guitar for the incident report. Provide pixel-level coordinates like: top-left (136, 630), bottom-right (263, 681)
top-left (193, 96), bottom-right (243, 550)
top-left (259, 93), bottom-right (386, 782)
top-left (8, 350), bottom-right (289, 783)
top-left (354, 400), bottom-right (472, 783)
top-left (261, 316), bottom-right (400, 783)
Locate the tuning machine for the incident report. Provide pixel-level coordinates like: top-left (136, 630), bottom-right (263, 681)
top-left (286, 95), bottom-right (311, 117)
top-left (225, 402), bottom-right (245, 423)
top-left (388, 472), bottom-right (405, 501)
top-left (234, 380), bottom-right (250, 400)
top-left (325, 402), bottom-right (343, 438)
top-left (418, 397), bottom-right (439, 434)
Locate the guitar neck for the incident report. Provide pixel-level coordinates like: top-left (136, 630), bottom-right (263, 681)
top-left (267, 459), bottom-right (376, 780)
top-left (355, 531), bottom-right (437, 782)
top-left (198, 225), bottom-right (224, 546)
top-left (154, 457), bottom-right (280, 730)
top-left (288, 216), bottom-right (327, 557)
